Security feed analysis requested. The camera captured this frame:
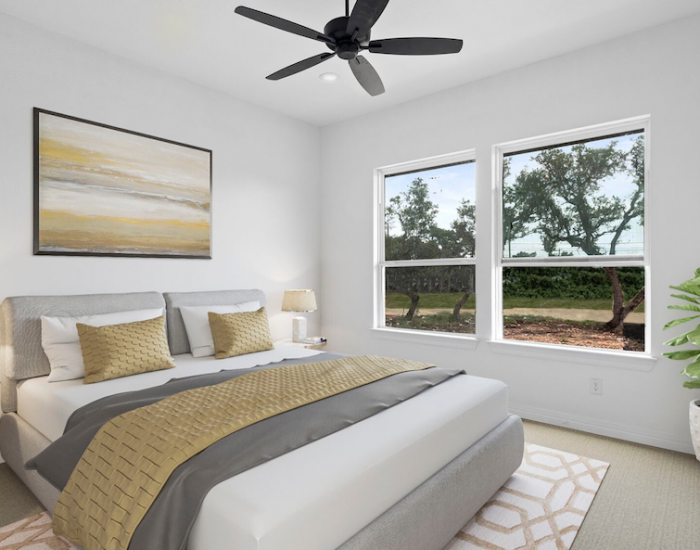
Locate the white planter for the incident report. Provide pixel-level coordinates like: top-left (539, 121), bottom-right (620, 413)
top-left (691, 400), bottom-right (700, 462)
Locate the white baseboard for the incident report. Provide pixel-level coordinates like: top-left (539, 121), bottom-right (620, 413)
top-left (511, 404), bottom-right (695, 455)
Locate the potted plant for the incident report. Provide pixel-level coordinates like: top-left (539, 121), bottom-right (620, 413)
top-left (663, 268), bottom-right (700, 461)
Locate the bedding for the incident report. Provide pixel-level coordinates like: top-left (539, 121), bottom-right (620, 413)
top-left (18, 350), bottom-right (509, 550)
top-left (79, 316), bottom-right (175, 384)
top-left (28, 354), bottom-right (464, 550)
top-left (179, 301), bottom-right (260, 357)
top-left (41, 308), bottom-right (164, 382)
top-left (17, 347), bottom-right (322, 441)
top-left (209, 307), bottom-right (273, 359)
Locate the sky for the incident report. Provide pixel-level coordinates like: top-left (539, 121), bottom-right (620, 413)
top-left (504, 131), bottom-right (644, 257)
top-left (385, 161), bottom-right (476, 235)
top-left (384, 131), bottom-right (644, 258)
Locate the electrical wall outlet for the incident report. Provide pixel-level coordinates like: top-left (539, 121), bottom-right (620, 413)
top-left (590, 378), bottom-right (603, 395)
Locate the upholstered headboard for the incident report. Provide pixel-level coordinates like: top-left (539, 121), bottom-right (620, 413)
top-left (163, 289), bottom-right (267, 355)
top-left (0, 292), bottom-right (165, 413)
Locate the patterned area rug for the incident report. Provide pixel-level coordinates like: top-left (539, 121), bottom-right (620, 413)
top-left (0, 513), bottom-right (72, 550)
top-left (445, 443), bottom-right (609, 550)
top-left (1, 444), bottom-right (607, 550)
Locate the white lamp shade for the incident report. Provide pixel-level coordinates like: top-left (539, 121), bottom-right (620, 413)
top-left (282, 289), bottom-right (317, 312)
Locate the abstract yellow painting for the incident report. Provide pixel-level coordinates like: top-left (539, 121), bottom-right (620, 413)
top-left (34, 109), bottom-right (212, 258)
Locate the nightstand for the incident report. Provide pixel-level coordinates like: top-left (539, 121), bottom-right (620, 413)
top-left (275, 338), bottom-right (327, 350)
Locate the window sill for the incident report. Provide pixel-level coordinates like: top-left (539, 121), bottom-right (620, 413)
top-left (487, 339), bottom-right (656, 372)
top-left (371, 328), bottom-right (479, 350)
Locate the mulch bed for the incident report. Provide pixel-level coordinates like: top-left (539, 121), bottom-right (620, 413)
top-left (386, 314), bottom-right (645, 352)
top-left (504, 319), bottom-right (645, 351)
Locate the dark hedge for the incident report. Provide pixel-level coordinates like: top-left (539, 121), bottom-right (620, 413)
top-left (503, 267), bottom-right (644, 299)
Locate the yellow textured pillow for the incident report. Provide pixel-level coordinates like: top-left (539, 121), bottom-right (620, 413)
top-left (209, 307), bottom-right (274, 360)
top-left (78, 316), bottom-right (176, 384)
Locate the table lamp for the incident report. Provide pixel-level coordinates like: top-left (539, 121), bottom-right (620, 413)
top-left (282, 289), bottom-right (317, 342)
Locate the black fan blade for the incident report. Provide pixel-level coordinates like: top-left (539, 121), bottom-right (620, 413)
top-left (368, 37), bottom-right (463, 55)
top-left (236, 6), bottom-right (332, 44)
top-left (346, 0), bottom-right (390, 39)
top-left (267, 52), bottom-right (336, 81)
top-left (349, 55), bottom-right (385, 96)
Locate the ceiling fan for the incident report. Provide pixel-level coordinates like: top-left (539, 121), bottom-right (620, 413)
top-left (234, 0), bottom-right (463, 96)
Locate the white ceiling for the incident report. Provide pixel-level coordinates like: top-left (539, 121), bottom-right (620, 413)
top-left (2, 0), bottom-right (700, 126)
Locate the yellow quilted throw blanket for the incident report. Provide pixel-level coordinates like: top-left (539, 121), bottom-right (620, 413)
top-left (52, 355), bottom-right (434, 550)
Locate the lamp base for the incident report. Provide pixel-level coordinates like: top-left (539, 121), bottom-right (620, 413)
top-left (292, 316), bottom-right (307, 342)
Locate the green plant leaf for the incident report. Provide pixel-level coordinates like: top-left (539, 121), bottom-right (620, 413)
top-left (695, 268), bottom-right (700, 279)
top-left (671, 294), bottom-right (700, 305)
top-left (688, 329), bottom-right (700, 346)
top-left (668, 304), bottom-right (700, 313)
top-left (682, 363), bottom-right (700, 378)
top-left (663, 315), bottom-right (700, 330)
top-left (663, 330), bottom-right (693, 346)
top-left (670, 283), bottom-right (700, 297)
top-left (683, 380), bottom-right (700, 389)
top-left (664, 349), bottom-right (700, 360)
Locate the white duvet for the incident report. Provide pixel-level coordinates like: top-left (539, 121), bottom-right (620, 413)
top-left (17, 348), bottom-right (508, 550)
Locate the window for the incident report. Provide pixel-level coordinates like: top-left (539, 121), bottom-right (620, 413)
top-left (495, 118), bottom-right (649, 352)
top-left (376, 152), bottom-right (476, 336)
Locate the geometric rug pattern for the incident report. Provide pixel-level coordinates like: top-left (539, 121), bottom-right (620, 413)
top-left (1, 443), bottom-right (608, 550)
top-left (444, 443), bottom-right (609, 550)
top-left (0, 514), bottom-right (72, 550)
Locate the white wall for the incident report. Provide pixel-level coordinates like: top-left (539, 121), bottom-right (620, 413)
top-left (320, 14), bottom-right (700, 453)
top-left (0, 13), bottom-right (322, 339)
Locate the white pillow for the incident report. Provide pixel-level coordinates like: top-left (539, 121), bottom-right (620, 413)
top-left (41, 308), bottom-right (164, 382)
top-left (180, 302), bottom-right (261, 358)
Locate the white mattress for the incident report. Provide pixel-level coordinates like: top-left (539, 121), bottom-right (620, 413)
top-left (18, 350), bottom-right (509, 550)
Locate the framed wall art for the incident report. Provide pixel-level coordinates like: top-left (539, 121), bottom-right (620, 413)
top-left (34, 108), bottom-right (212, 259)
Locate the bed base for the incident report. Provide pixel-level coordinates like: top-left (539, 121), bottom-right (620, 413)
top-left (0, 413), bottom-right (60, 510)
top-left (0, 413), bottom-right (523, 550)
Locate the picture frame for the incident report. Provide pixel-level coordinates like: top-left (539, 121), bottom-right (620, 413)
top-left (34, 108), bottom-right (213, 259)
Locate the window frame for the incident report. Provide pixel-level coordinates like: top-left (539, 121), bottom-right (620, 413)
top-left (374, 149), bottom-right (478, 343)
top-left (492, 116), bottom-right (652, 356)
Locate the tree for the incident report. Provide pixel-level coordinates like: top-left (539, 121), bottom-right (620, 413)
top-left (451, 199), bottom-right (476, 321)
top-left (385, 178), bottom-right (439, 319)
top-left (385, 178), bottom-right (439, 261)
top-left (502, 159), bottom-right (531, 258)
top-left (604, 136), bottom-right (646, 331)
top-left (506, 136), bottom-right (645, 331)
top-left (385, 177), bottom-right (477, 323)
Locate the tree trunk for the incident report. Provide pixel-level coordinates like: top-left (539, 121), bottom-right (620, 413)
top-left (604, 267), bottom-right (645, 332)
top-left (453, 292), bottom-right (471, 322)
top-left (405, 292), bottom-right (420, 320)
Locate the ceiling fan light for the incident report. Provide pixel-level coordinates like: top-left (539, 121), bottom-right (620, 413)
top-left (319, 72), bottom-right (339, 82)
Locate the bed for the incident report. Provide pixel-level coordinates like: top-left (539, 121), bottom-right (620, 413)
top-left (0, 290), bottom-right (524, 550)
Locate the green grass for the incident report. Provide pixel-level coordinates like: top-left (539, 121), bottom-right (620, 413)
top-left (386, 311), bottom-right (476, 334)
top-left (386, 292), bottom-right (475, 309)
top-left (385, 293), bottom-right (645, 313)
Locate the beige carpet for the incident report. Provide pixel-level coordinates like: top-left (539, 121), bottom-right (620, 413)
top-left (0, 465), bottom-right (43, 528)
top-left (445, 443), bottom-right (608, 549)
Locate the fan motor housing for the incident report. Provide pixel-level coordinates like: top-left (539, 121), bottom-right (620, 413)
top-left (324, 16), bottom-right (370, 59)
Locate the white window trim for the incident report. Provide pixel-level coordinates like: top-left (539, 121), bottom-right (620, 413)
top-left (487, 340), bottom-right (655, 372)
top-left (491, 115), bottom-right (654, 366)
top-left (373, 149), bottom-right (478, 342)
